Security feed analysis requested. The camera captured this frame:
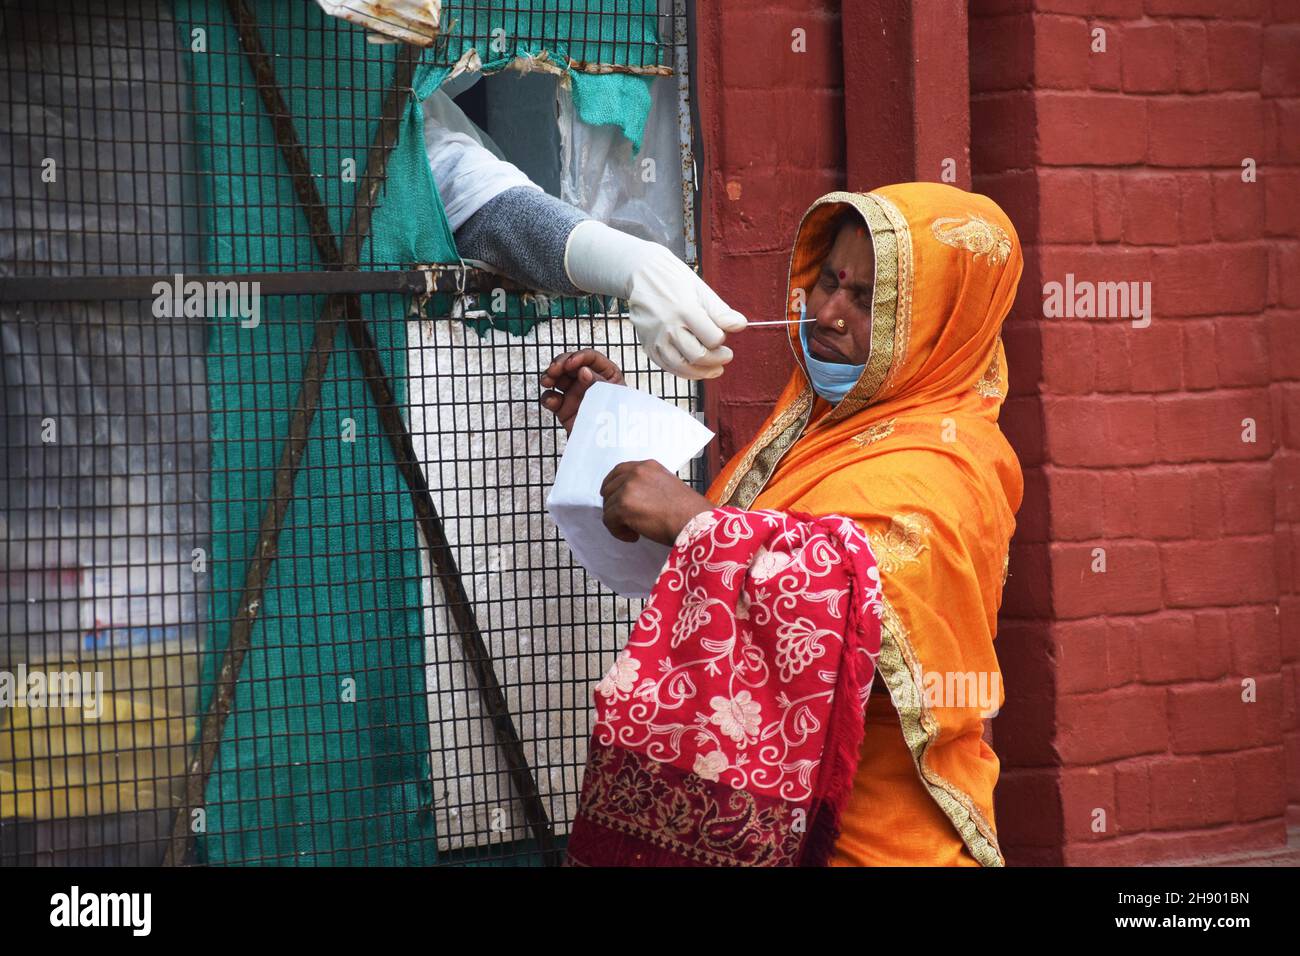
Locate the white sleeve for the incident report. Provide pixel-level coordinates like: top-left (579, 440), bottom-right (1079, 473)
top-left (421, 89), bottom-right (541, 232)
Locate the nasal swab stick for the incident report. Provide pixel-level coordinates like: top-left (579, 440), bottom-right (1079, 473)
top-left (738, 300), bottom-right (816, 327)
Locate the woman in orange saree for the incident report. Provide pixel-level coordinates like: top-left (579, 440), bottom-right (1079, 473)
top-left (550, 181), bottom-right (1023, 866)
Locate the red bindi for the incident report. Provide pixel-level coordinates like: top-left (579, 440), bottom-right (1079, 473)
top-left (838, 269), bottom-right (846, 280)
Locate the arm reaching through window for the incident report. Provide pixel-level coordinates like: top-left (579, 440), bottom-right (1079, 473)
top-left (453, 184), bottom-right (590, 296)
top-left (424, 89), bottom-right (747, 379)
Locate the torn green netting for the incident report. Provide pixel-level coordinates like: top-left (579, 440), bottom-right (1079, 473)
top-left (435, 0), bottom-right (662, 338)
top-left (440, 0), bottom-right (660, 151)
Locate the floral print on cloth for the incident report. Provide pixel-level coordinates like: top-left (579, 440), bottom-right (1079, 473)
top-left (566, 507), bottom-right (883, 866)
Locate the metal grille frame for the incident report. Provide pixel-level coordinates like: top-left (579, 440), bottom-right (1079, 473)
top-left (0, 0), bottom-right (702, 867)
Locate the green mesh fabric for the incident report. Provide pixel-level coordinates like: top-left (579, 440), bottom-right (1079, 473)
top-left (441, 0), bottom-right (660, 150)
top-left (176, 0), bottom-right (658, 866)
top-left (438, 0), bottom-right (662, 338)
top-left (176, 0), bottom-right (451, 865)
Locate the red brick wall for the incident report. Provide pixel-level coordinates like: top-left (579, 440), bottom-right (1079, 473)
top-left (970, 0), bottom-right (1297, 865)
top-left (697, 0), bottom-right (1298, 865)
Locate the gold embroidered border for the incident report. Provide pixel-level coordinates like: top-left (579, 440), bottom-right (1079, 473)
top-left (574, 746), bottom-right (801, 867)
top-left (821, 195), bottom-right (899, 422)
top-left (875, 596), bottom-right (1005, 867)
top-left (580, 804), bottom-right (796, 868)
top-left (870, 193), bottom-right (916, 404)
top-left (852, 416), bottom-right (896, 447)
top-left (719, 388), bottom-right (813, 509)
top-left (974, 340), bottom-right (1005, 399)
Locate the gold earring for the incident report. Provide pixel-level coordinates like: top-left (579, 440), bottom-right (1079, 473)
top-left (835, 318), bottom-right (846, 330)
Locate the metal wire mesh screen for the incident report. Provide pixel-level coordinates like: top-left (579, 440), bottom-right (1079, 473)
top-left (430, 0), bottom-right (673, 71)
top-left (1, 0), bottom-right (699, 865)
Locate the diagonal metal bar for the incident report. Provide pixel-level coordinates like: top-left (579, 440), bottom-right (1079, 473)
top-left (165, 1), bottom-right (555, 865)
top-left (342, 301), bottom-right (559, 865)
top-left (162, 4), bottom-right (412, 866)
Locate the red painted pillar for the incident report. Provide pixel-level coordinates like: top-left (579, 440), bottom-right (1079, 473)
top-left (695, 1), bottom-right (847, 477)
top-left (842, 0), bottom-right (971, 190)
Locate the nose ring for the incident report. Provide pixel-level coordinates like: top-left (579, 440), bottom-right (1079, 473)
top-left (835, 318), bottom-right (846, 330)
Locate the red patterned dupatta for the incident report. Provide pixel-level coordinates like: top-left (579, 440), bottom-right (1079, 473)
top-left (566, 507), bottom-right (883, 866)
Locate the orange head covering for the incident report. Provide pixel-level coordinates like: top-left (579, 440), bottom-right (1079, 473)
top-left (706, 182), bottom-right (1024, 866)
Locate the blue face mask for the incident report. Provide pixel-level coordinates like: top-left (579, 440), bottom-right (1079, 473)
top-left (798, 305), bottom-right (866, 404)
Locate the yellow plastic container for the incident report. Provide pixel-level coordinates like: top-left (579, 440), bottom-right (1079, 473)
top-left (0, 641), bottom-right (195, 820)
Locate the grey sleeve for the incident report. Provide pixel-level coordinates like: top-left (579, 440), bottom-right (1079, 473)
top-left (452, 185), bottom-right (592, 296)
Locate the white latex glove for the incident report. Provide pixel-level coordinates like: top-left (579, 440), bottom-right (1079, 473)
top-left (564, 220), bottom-right (748, 380)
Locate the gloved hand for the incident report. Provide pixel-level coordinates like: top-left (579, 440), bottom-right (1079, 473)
top-left (564, 220), bottom-right (748, 380)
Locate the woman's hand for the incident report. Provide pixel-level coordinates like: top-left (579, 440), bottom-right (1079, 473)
top-left (539, 349), bottom-right (624, 434)
top-left (599, 460), bottom-right (715, 547)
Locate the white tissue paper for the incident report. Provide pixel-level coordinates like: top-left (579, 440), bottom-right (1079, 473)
top-left (546, 382), bottom-right (714, 598)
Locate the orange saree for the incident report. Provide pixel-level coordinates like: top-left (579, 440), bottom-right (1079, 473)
top-left (706, 182), bottom-right (1024, 866)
